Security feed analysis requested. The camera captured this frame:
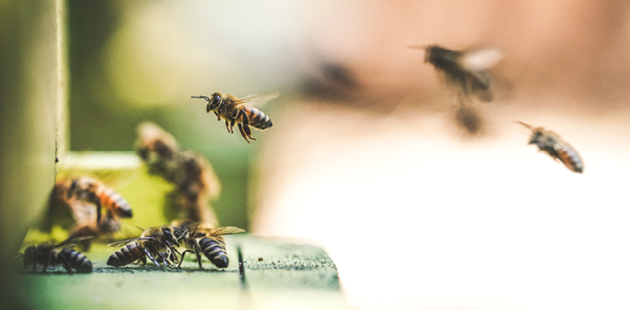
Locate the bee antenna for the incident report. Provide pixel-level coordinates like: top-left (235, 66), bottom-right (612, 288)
top-left (408, 45), bottom-right (428, 50)
top-left (514, 121), bottom-right (534, 130)
top-left (191, 95), bottom-right (210, 102)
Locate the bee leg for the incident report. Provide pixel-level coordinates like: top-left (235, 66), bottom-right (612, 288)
top-left (240, 112), bottom-right (256, 141)
top-left (143, 248), bottom-right (160, 267)
top-left (95, 200), bottom-right (102, 226)
top-left (177, 250), bottom-right (194, 268)
top-left (237, 124), bottom-right (251, 144)
top-left (58, 254), bottom-right (74, 275)
top-left (194, 245), bottom-right (204, 270)
top-left (43, 256), bottom-right (51, 274)
top-left (214, 111), bottom-right (220, 121)
top-left (225, 120), bottom-right (232, 133)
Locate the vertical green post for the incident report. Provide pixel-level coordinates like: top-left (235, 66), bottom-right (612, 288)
top-left (0, 0), bottom-right (66, 307)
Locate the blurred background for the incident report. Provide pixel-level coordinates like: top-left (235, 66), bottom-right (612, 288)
top-left (5, 0), bottom-right (630, 309)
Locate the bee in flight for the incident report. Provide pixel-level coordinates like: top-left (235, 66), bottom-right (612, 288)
top-left (18, 237), bottom-right (93, 274)
top-left (517, 121), bottom-right (584, 173)
top-left (191, 92), bottom-right (276, 143)
top-left (107, 225), bottom-right (183, 268)
top-left (411, 44), bottom-right (504, 102)
top-left (175, 221), bottom-right (245, 269)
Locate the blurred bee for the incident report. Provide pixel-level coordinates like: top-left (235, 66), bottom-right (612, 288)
top-left (57, 176), bottom-right (133, 225)
top-left (517, 121), bottom-right (584, 173)
top-left (191, 93), bottom-right (276, 143)
top-left (135, 123), bottom-right (220, 226)
top-left (176, 221), bottom-right (245, 269)
top-left (454, 105), bottom-right (483, 135)
top-left (411, 44), bottom-right (504, 102)
top-left (107, 225), bottom-right (183, 268)
top-left (135, 122), bottom-right (180, 182)
top-left (19, 237), bottom-right (93, 274)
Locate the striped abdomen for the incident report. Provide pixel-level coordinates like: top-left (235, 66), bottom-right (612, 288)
top-left (242, 106), bottom-right (273, 130)
top-left (98, 186), bottom-right (133, 218)
top-left (55, 249), bottom-right (93, 273)
top-left (107, 242), bottom-right (144, 267)
top-left (555, 143), bottom-right (584, 173)
top-left (199, 236), bottom-right (229, 268)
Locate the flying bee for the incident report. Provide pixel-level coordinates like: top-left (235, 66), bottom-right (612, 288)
top-left (176, 222), bottom-right (245, 269)
top-left (517, 121), bottom-right (584, 173)
top-left (58, 176), bottom-right (133, 225)
top-left (411, 44), bottom-right (504, 102)
top-left (191, 92), bottom-right (276, 143)
top-left (107, 225), bottom-right (183, 268)
top-left (19, 237), bottom-right (93, 274)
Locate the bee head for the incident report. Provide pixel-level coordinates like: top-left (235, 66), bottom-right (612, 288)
top-left (529, 131), bottom-right (543, 145)
top-left (206, 93), bottom-right (223, 113)
top-left (424, 45), bottom-right (460, 69)
top-left (162, 227), bottom-right (180, 247)
top-left (22, 246), bottom-right (36, 268)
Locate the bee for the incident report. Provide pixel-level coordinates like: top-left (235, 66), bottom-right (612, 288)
top-left (454, 105), bottom-right (483, 135)
top-left (411, 44), bottom-right (504, 102)
top-left (106, 226), bottom-right (183, 268)
top-left (517, 121), bottom-right (584, 173)
top-left (59, 176), bottom-right (133, 225)
top-left (191, 93), bottom-right (276, 143)
top-left (176, 222), bottom-right (245, 269)
top-left (135, 123), bottom-right (220, 226)
top-left (135, 122), bottom-right (181, 182)
top-left (19, 237), bottom-right (93, 274)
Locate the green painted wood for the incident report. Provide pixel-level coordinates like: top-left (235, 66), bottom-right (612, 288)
top-left (16, 235), bottom-right (347, 310)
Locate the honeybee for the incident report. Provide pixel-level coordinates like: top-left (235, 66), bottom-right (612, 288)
top-left (57, 176), bottom-right (133, 225)
top-left (107, 226), bottom-right (183, 268)
top-left (517, 121), bottom-right (584, 173)
top-left (135, 123), bottom-right (220, 226)
top-left (191, 93), bottom-right (276, 143)
top-left (19, 237), bottom-right (93, 274)
top-left (411, 44), bottom-right (504, 102)
top-left (176, 222), bottom-right (245, 269)
top-left (135, 122), bottom-right (180, 183)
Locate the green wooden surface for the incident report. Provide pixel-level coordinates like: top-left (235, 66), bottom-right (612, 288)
top-left (15, 235), bottom-right (347, 310)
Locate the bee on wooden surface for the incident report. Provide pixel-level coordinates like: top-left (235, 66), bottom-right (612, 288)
top-left (411, 44), bottom-right (504, 102)
top-left (19, 237), bottom-right (93, 274)
top-left (106, 225), bottom-right (183, 268)
top-left (517, 121), bottom-right (584, 173)
top-left (57, 176), bottom-right (133, 225)
top-left (176, 222), bottom-right (245, 269)
top-left (191, 93), bottom-right (276, 143)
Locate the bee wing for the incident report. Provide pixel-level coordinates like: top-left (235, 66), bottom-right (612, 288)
top-left (206, 226), bottom-right (246, 236)
top-left (107, 237), bottom-right (154, 247)
top-left (55, 236), bottom-right (94, 248)
top-left (461, 48), bottom-right (504, 71)
top-left (233, 93), bottom-right (279, 108)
